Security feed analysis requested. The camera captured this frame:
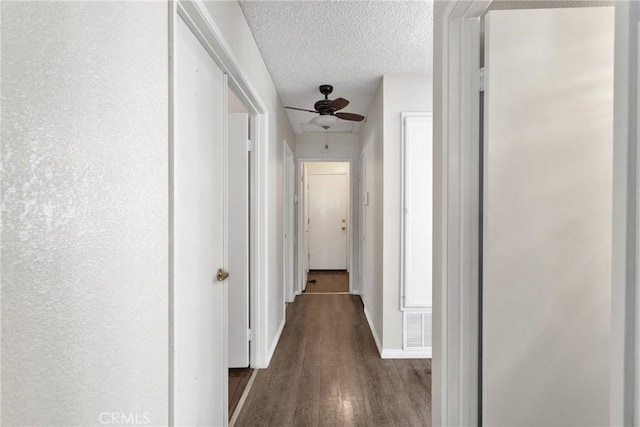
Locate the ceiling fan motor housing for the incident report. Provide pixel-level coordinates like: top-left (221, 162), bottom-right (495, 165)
top-left (315, 84), bottom-right (335, 113)
top-left (314, 100), bottom-right (334, 114)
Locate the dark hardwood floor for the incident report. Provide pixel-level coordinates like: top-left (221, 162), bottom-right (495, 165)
top-left (305, 270), bottom-right (349, 293)
top-left (234, 293), bottom-right (431, 426)
top-left (229, 368), bottom-right (253, 418)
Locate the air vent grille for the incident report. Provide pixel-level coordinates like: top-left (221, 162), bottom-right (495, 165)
top-left (403, 310), bottom-right (432, 350)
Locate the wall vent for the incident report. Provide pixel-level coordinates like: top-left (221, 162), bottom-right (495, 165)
top-left (403, 310), bottom-right (432, 350)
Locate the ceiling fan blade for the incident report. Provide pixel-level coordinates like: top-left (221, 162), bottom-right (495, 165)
top-left (335, 112), bottom-right (365, 122)
top-left (329, 97), bottom-right (349, 111)
top-left (285, 106), bottom-right (317, 113)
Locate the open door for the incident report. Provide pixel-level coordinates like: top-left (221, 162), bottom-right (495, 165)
top-left (173, 15), bottom-right (227, 425)
top-left (228, 113), bottom-right (250, 368)
top-left (482, 7), bottom-right (614, 426)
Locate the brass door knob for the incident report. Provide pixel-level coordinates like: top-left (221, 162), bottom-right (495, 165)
top-left (217, 268), bottom-right (229, 282)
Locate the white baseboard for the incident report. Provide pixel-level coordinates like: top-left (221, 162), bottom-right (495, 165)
top-left (266, 316), bottom-right (286, 367)
top-left (350, 289), bottom-right (361, 295)
top-left (363, 305), bottom-right (382, 356)
top-left (381, 348), bottom-right (432, 359)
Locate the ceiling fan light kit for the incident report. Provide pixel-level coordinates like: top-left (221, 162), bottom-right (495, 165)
top-left (285, 84), bottom-right (366, 130)
top-left (309, 114), bottom-right (339, 129)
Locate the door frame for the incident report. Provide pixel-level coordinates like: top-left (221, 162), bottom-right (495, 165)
top-left (439, 1), bottom-right (638, 426)
top-left (297, 158), bottom-right (354, 294)
top-left (436, 2), bottom-right (487, 425)
top-left (283, 141), bottom-right (295, 303)
top-left (612, 2), bottom-right (640, 423)
top-left (169, 1), bottom-right (273, 423)
top-left (358, 149), bottom-right (367, 299)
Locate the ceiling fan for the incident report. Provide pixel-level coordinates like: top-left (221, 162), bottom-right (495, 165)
top-left (285, 85), bottom-right (365, 129)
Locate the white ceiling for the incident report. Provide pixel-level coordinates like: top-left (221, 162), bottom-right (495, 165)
top-left (238, 0), bottom-right (433, 134)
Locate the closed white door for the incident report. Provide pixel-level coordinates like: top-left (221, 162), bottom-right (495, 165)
top-left (482, 7), bottom-right (613, 426)
top-left (173, 16), bottom-right (227, 425)
top-left (308, 174), bottom-right (348, 270)
top-left (228, 113), bottom-right (249, 368)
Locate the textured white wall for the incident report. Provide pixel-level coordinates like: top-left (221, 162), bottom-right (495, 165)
top-left (1, 2), bottom-right (169, 425)
top-left (202, 1), bottom-right (296, 365)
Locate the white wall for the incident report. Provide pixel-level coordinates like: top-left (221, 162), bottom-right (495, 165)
top-left (382, 75), bottom-right (433, 350)
top-left (306, 162), bottom-right (350, 175)
top-left (295, 134), bottom-right (361, 293)
top-left (359, 82), bottom-right (385, 347)
top-left (483, 8), bottom-right (613, 425)
top-left (296, 133), bottom-right (361, 158)
top-left (202, 1), bottom-right (296, 364)
top-left (359, 75), bottom-right (433, 353)
top-left (1, 2), bottom-right (169, 425)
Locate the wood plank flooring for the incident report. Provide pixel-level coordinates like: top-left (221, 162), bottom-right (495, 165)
top-left (229, 368), bottom-right (253, 418)
top-left (305, 270), bottom-right (349, 293)
top-left (234, 293), bottom-right (431, 426)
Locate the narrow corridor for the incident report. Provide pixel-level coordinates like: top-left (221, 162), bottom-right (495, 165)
top-left (234, 278), bottom-right (431, 426)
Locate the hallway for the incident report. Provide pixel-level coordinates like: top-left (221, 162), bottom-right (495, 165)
top-left (305, 271), bottom-right (350, 293)
top-left (234, 291), bottom-right (431, 426)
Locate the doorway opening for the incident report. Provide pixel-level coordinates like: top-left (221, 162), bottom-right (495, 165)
top-left (298, 161), bottom-right (352, 295)
top-left (227, 88), bottom-right (258, 422)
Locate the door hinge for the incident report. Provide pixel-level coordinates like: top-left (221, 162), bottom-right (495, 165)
top-left (247, 329), bottom-right (254, 341)
top-left (476, 67), bottom-right (485, 92)
top-left (247, 139), bottom-right (254, 152)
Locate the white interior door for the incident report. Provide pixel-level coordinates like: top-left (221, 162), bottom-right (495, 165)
top-left (173, 16), bottom-right (227, 425)
top-left (228, 113), bottom-right (249, 368)
top-left (308, 174), bottom-right (348, 270)
top-left (482, 8), bottom-right (613, 426)
top-left (284, 144), bottom-right (295, 302)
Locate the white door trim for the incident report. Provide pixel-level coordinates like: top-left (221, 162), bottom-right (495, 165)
top-left (172, 0), bottom-right (271, 402)
top-left (437, 2), bottom-right (491, 426)
top-left (358, 150), bottom-right (367, 299)
top-left (284, 141), bottom-right (295, 303)
top-left (297, 158), bottom-right (355, 294)
top-left (613, 2), bottom-right (640, 425)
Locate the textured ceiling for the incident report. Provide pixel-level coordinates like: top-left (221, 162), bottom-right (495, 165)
top-left (239, 0), bottom-right (433, 134)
